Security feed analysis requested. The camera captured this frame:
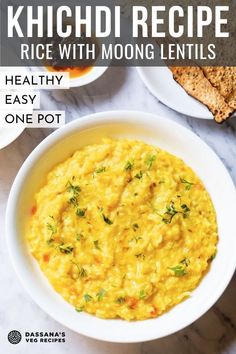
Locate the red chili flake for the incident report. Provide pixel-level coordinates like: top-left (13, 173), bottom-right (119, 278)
top-left (126, 297), bottom-right (139, 309)
top-left (43, 254), bottom-right (50, 262)
top-left (31, 205), bottom-right (37, 215)
top-left (150, 306), bottom-right (159, 317)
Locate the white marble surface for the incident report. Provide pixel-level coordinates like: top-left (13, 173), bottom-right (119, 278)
top-left (0, 67), bottom-right (236, 354)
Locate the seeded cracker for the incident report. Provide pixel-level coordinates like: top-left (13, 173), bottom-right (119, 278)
top-left (202, 67), bottom-right (236, 110)
top-left (170, 66), bottom-right (234, 123)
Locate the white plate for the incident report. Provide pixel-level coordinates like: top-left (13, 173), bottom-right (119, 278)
top-left (0, 126), bottom-right (25, 150)
top-left (137, 66), bottom-right (214, 119)
top-left (6, 111), bottom-right (236, 342)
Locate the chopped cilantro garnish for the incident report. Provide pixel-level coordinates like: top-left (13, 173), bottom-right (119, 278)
top-left (95, 167), bottom-right (106, 173)
top-left (84, 294), bottom-right (93, 302)
top-left (180, 258), bottom-right (190, 267)
top-left (79, 268), bottom-right (87, 278)
top-left (180, 178), bottom-right (195, 191)
top-left (93, 240), bottom-right (100, 249)
top-left (169, 264), bottom-right (187, 276)
top-left (132, 223), bottom-right (139, 231)
top-left (68, 196), bottom-right (78, 206)
top-left (59, 244), bottom-right (74, 254)
top-left (76, 208), bottom-right (86, 217)
top-left (162, 202), bottom-right (191, 224)
top-left (139, 289), bottom-right (146, 300)
top-left (135, 253), bottom-right (145, 260)
top-left (71, 261), bottom-right (87, 277)
top-left (97, 288), bottom-right (106, 301)
top-left (124, 160), bottom-right (134, 171)
top-left (162, 202), bottom-right (178, 224)
top-left (66, 181), bottom-right (81, 206)
top-left (102, 214), bottom-right (113, 225)
top-left (145, 155), bottom-right (157, 169)
top-left (76, 233), bottom-right (84, 241)
top-left (75, 306), bottom-right (84, 312)
top-left (46, 216), bottom-right (57, 235)
top-left (135, 171), bottom-right (143, 179)
top-left (66, 181), bottom-right (81, 196)
top-left (181, 204), bottom-right (191, 218)
top-left (115, 297), bottom-right (126, 304)
top-left (47, 237), bottom-right (54, 245)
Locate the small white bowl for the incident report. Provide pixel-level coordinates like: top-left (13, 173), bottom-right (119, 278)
top-left (6, 111), bottom-right (236, 342)
top-left (68, 66), bottom-right (109, 87)
top-left (32, 65), bottom-right (109, 88)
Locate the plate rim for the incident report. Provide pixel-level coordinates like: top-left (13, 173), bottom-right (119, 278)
top-left (136, 66), bottom-right (214, 120)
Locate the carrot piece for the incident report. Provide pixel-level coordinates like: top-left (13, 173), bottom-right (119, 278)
top-left (150, 306), bottom-right (159, 317)
top-left (43, 254), bottom-right (50, 262)
top-left (126, 297), bottom-right (139, 309)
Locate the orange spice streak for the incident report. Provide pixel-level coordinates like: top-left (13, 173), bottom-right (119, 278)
top-left (46, 66), bottom-right (92, 78)
top-left (43, 254), bottom-right (50, 262)
top-left (31, 205), bottom-right (37, 215)
top-left (126, 297), bottom-right (139, 310)
top-left (150, 306), bottom-right (159, 317)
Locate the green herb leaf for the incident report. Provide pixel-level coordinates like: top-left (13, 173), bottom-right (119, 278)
top-left (84, 294), bottom-right (93, 302)
top-left (124, 161), bottom-right (134, 171)
top-left (71, 261), bottom-right (87, 278)
top-left (115, 297), bottom-right (126, 304)
top-left (76, 233), bottom-right (84, 241)
top-left (97, 288), bottom-right (106, 301)
top-left (134, 236), bottom-right (142, 243)
top-left (79, 267), bottom-right (87, 278)
top-left (180, 258), bottom-right (190, 267)
top-left (102, 214), bottom-right (113, 225)
top-left (93, 240), bottom-right (100, 250)
top-left (132, 223), bottom-right (139, 231)
top-left (169, 265), bottom-right (187, 276)
top-left (180, 178), bottom-right (195, 191)
top-left (162, 202), bottom-right (178, 224)
top-left (76, 208), bottom-right (86, 217)
top-left (47, 237), bottom-right (54, 245)
top-left (75, 306), bottom-right (84, 312)
top-left (66, 181), bottom-right (81, 196)
top-left (145, 155), bottom-right (157, 169)
top-left (181, 204), bottom-right (191, 218)
top-left (135, 171), bottom-right (143, 179)
top-left (139, 289), bottom-right (146, 300)
top-left (46, 216), bottom-right (57, 235)
top-left (68, 196), bottom-right (78, 206)
top-left (135, 253), bottom-right (145, 260)
top-left (59, 244), bottom-right (74, 254)
top-left (95, 167), bottom-right (106, 173)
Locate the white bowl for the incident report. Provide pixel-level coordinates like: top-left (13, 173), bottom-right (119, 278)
top-left (6, 111), bottom-right (236, 343)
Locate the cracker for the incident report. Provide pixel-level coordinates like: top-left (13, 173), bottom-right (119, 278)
top-left (170, 66), bottom-right (234, 123)
top-left (202, 67), bottom-right (236, 109)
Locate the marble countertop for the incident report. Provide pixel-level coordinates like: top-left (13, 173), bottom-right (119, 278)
top-left (0, 67), bottom-right (236, 354)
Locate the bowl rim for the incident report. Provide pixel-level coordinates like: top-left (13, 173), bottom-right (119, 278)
top-left (31, 65), bottom-right (109, 87)
top-left (6, 110), bottom-right (236, 343)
